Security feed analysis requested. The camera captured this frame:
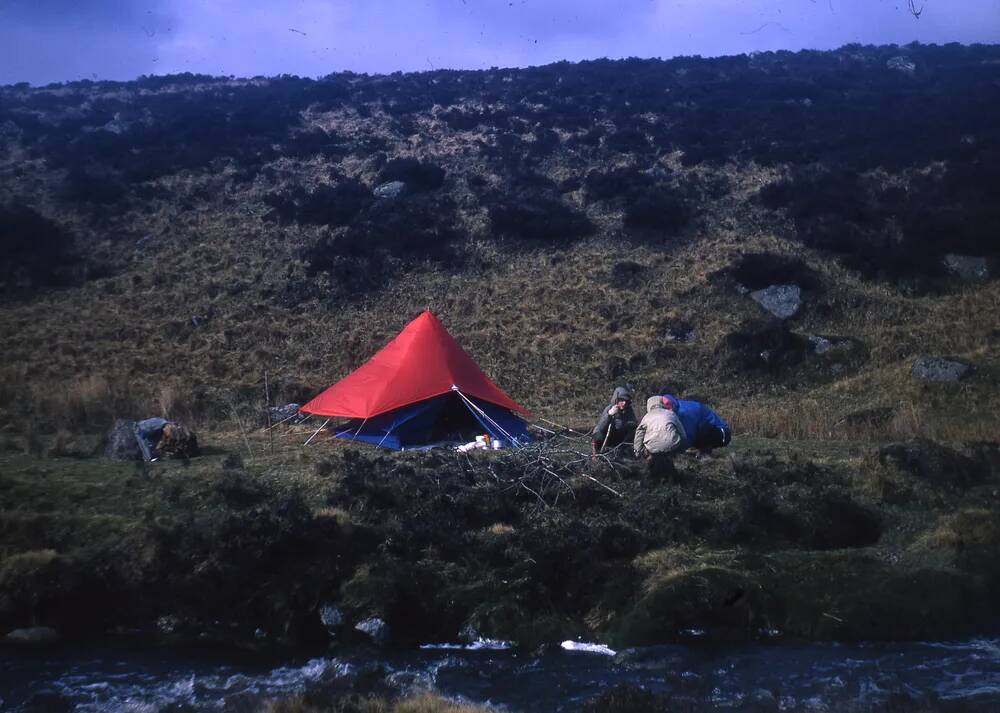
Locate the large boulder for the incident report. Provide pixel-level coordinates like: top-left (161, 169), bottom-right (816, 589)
top-left (355, 617), bottom-right (391, 646)
top-left (943, 254), bottom-right (991, 282)
top-left (374, 181), bottom-right (407, 200)
top-left (911, 356), bottom-right (974, 382)
top-left (4, 626), bottom-right (59, 646)
top-left (749, 284), bottom-right (801, 320)
top-left (104, 419), bottom-right (140, 461)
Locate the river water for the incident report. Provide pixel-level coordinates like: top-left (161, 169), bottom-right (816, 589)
top-left (3, 638), bottom-right (1000, 712)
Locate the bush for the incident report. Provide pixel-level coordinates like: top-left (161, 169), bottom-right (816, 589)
top-left (376, 158), bottom-right (446, 192)
top-left (623, 187), bottom-right (690, 234)
top-left (0, 203), bottom-right (81, 290)
top-left (488, 195), bottom-right (594, 243)
top-left (297, 180), bottom-right (372, 226)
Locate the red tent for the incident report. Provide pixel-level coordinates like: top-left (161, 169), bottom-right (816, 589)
top-left (301, 310), bottom-right (531, 420)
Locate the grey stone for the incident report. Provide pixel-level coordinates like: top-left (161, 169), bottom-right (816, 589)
top-left (266, 403), bottom-right (304, 426)
top-left (750, 284), bottom-right (801, 320)
top-left (100, 113), bottom-right (130, 135)
top-left (808, 335), bottom-right (833, 355)
top-left (458, 623), bottom-right (481, 644)
top-left (355, 617), bottom-right (390, 646)
top-left (887, 56), bottom-right (916, 75)
top-left (105, 419), bottom-right (140, 461)
top-left (944, 254), bottom-right (991, 282)
top-left (319, 604), bottom-right (343, 634)
top-left (4, 626), bottom-right (59, 645)
top-left (374, 181), bottom-right (407, 199)
top-left (912, 356), bottom-right (974, 382)
top-left (156, 615), bottom-right (182, 634)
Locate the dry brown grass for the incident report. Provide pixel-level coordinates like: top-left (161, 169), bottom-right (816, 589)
top-left (1, 78), bottom-right (997, 445)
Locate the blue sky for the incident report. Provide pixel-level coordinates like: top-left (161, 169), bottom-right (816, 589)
top-left (2, 0), bottom-right (999, 85)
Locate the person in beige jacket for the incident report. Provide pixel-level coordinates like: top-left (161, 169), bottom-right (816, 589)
top-left (634, 395), bottom-right (688, 477)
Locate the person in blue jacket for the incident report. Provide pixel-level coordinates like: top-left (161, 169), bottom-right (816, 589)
top-left (660, 394), bottom-right (732, 453)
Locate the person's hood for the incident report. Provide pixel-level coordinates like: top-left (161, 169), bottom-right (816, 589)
top-left (646, 395), bottom-right (665, 412)
top-left (661, 394), bottom-right (679, 411)
top-left (610, 386), bottom-right (633, 406)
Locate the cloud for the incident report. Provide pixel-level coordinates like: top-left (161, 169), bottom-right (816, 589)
top-left (1, 0), bottom-right (998, 85)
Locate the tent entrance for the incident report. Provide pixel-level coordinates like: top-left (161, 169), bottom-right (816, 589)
top-left (429, 392), bottom-right (485, 443)
top-left (331, 391), bottom-right (531, 450)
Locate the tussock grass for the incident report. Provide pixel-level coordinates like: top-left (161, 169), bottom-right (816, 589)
top-left (0, 49), bottom-right (997, 447)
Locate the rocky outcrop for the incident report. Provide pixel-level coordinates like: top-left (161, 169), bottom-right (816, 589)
top-left (750, 284), bottom-right (801, 320)
top-left (912, 356), bottom-right (974, 382)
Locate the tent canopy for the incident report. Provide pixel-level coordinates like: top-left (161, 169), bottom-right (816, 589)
top-left (301, 311), bottom-right (531, 449)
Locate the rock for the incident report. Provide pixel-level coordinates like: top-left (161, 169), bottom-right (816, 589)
top-left (265, 403), bottom-right (303, 426)
top-left (750, 284), bottom-right (801, 320)
top-left (100, 113), bottom-right (130, 135)
top-left (104, 419), bottom-right (140, 461)
top-left (878, 439), bottom-right (988, 489)
top-left (663, 318), bottom-right (696, 343)
top-left (4, 626), bottom-right (59, 645)
top-left (320, 604), bottom-right (344, 635)
top-left (887, 56), bottom-right (916, 75)
top-left (911, 356), bottom-right (974, 382)
top-left (373, 181), bottom-right (407, 200)
top-left (833, 407), bottom-right (896, 432)
top-left (943, 254), bottom-right (991, 282)
top-left (808, 335), bottom-right (833, 354)
top-left (355, 617), bottom-right (390, 646)
top-left (156, 615), bottom-right (182, 635)
top-left (458, 623), bottom-right (481, 644)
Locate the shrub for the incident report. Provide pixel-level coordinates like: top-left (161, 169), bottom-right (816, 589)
top-left (297, 181), bottom-right (372, 227)
top-left (488, 195), bottom-right (594, 243)
top-left (623, 187), bottom-right (690, 234)
top-left (0, 203), bottom-right (81, 290)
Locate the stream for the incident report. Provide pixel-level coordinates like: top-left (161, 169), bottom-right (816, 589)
top-left (3, 637), bottom-right (1000, 711)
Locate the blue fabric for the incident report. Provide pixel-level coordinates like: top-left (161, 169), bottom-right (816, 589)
top-left (661, 394), bottom-right (731, 444)
top-left (467, 398), bottom-right (532, 447)
top-left (332, 393), bottom-right (531, 450)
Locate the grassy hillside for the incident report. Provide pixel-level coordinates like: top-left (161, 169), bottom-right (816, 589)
top-left (0, 44), bottom-right (999, 660)
top-left (0, 43), bottom-right (998, 445)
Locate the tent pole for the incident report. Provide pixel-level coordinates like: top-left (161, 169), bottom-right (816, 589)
top-left (453, 387), bottom-right (518, 445)
top-left (304, 418), bottom-right (331, 445)
top-left (265, 411), bottom-right (306, 431)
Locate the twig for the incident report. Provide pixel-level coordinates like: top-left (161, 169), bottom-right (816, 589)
top-left (577, 472), bottom-right (623, 497)
top-left (520, 481), bottom-right (547, 508)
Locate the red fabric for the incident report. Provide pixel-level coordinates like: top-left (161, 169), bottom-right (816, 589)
top-left (301, 311), bottom-right (531, 419)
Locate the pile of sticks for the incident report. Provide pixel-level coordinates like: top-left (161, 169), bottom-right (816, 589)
top-left (456, 431), bottom-right (627, 507)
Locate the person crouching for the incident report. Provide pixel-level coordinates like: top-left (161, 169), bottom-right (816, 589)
top-left (592, 386), bottom-right (638, 456)
top-left (634, 395), bottom-right (688, 479)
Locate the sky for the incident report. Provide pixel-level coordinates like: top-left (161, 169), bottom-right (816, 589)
top-left (1, 0), bottom-right (999, 85)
